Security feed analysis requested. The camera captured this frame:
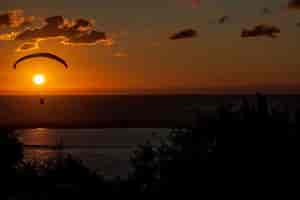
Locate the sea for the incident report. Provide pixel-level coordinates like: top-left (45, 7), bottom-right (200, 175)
top-left (1, 95), bottom-right (300, 177)
top-left (16, 128), bottom-right (168, 178)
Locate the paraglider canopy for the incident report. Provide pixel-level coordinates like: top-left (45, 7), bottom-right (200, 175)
top-left (13, 53), bottom-right (68, 69)
top-left (13, 53), bottom-right (68, 105)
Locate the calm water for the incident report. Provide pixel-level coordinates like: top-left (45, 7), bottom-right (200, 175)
top-left (16, 128), bottom-right (169, 178)
top-left (3, 95), bottom-right (300, 177)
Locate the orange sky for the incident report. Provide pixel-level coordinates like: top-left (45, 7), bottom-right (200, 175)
top-left (1, 0), bottom-right (300, 94)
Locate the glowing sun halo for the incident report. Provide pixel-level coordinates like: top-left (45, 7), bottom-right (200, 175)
top-left (33, 74), bottom-right (45, 85)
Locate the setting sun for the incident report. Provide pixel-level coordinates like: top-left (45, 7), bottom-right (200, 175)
top-left (33, 74), bottom-right (45, 85)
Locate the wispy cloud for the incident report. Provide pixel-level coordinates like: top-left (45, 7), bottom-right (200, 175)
top-left (218, 16), bottom-right (230, 24)
top-left (169, 29), bottom-right (197, 40)
top-left (16, 42), bottom-right (39, 52)
top-left (241, 24), bottom-right (280, 38)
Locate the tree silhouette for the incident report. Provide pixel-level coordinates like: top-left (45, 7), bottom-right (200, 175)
top-left (130, 127), bottom-right (215, 195)
top-left (1, 94), bottom-right (299, 198)
top-left (0, 129), bottom-right (23, 197)
top-left (129, 93), bottom-right (299, 195)
top-left (0, 129), bottom-right (23, 171)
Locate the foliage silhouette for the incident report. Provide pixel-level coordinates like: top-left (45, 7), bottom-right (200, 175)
top-left (1, 94), bottom-right (299, 198)
top-left (128, 93), bottom-right (298, 195)
top-left (0, 129), bottom-right (23, 170)
top-left (0, 129), bottom-right (23, 197)
top-left (11, 154), bottom-right (110, 199)
top-left (129, 117), bottom-right (217, 195)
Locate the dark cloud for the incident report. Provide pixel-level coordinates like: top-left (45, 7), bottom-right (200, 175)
top-left (241, 24), bottom-right (280, 38)
top-left (0, 13), bottom-right (10, 27)
top-left (45, 16), bottom-right (64, 27)
top-left (63, 30), bottom-right (106, 45)
top-left (16, 42), bottom-right (39, 52)
top-left (169, 29), bottom-right (197, 40)
top-left (72, 18), bottom-right (93, 31)
top-left (288, 0), bottom-right (300, 10)
top-left (16, 16), bottom-right (65, 40)
top-left (8, 16), bottom-right (113, 50)
top-left (0, 10), bottom-right (34, 28)
top-left (218, 16), bottom-right (229, 24)
top-left (14, 15), bottom-right (107, 46)
top-left (0, 14), bottom-right (110, 51)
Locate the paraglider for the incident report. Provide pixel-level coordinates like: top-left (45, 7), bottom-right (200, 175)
top-left (13, 53), bottom-right (68, 69)
top-left (13, 52), bottom-right (68, 104)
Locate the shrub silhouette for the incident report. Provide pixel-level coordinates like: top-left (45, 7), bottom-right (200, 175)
top-left (0, 129), bottom-right (23, 171)
top-left (129, 93), bottom-right (298, 195)
top-left (14, 154), bottom-right (109, 199)
top-left (40, 154), bottom-right (96, 183)
top-left (0, 129), bottom-right (23, 197)
top-left (216, 93), bottom-right (298, 160)
top-left (129, 129), bottom-right (215, 195)
top-left (1, 93), bottom-right (299, 198)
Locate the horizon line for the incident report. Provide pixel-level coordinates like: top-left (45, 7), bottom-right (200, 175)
top-left (1, 89), bottom-right (300, 95)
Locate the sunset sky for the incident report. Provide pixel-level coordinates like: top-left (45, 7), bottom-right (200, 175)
top-left (0, 0), bottom-right (300, 94)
